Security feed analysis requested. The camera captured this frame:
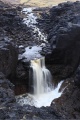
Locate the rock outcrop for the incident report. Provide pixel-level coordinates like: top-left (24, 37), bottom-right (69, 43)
top-left (38, 1), bottom-right (80, 79)
top-left (0, 1), bottom-right (19, 78)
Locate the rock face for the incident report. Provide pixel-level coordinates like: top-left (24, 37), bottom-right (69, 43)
top-left (0, 36), bottom-right (18, 78)
top-left (0, 1), bottom-right (19, 78)
top-left (15, 60), bottom-right (30, 95)
top-left (38, 1), bottom-right (80, 79)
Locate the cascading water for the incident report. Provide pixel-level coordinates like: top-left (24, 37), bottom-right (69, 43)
top-left (30, 57), bottom-right (52, 96)
top-left (22, 7), bottom-right (47, 43)
top-left (17, 56), bottom-right (63, 107)
top-left (17, 7), bottom-right (64, 108)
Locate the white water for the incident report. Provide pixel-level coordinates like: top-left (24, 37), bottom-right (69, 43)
top-left (17, 57), bottom-right (63, 107)
top-left (17, 81), bottom-right (63, 108)
top-left (22, 7), bottom-right (47, 42)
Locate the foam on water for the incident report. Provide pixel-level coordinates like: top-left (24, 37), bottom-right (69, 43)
top-left (22, 46), bottom-right (42, 60)
top-left (17, 81), bottom-right (63, 108)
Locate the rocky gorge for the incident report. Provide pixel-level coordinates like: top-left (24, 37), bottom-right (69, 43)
top-left (0, 0), bottom-right (80, 119)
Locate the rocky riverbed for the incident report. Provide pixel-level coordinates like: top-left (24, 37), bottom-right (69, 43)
top-left (0, 0), bottom-right (80, 119)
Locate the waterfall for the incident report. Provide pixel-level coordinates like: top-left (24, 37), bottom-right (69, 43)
top-left (30, 57), bottom-right (52, 96)
top-left (17, 7), bottom-right (64, 108)
top-left (17, 57), bottom-right (63, 107)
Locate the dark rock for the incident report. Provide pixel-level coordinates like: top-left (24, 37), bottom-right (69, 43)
top-left (38, 1), bottom-right (80, 79)
top-left (0, 72), bottom-right (15, 106)
top-left (74, 65), bottom-right (80, 87)
top-left (51, 75), bottom-right (80, 119)
top-left (0, 2), bottom-right (42, 49)
top-left (15, 60), bottom-right (30, 95)
top-left (0, 36), bottom-right (18, 78)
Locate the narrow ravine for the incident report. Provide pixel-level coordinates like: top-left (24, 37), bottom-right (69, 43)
top-left (1, 1), bottom-right (80, 119)
top-left (16, 6), bottom-right (64, 108)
